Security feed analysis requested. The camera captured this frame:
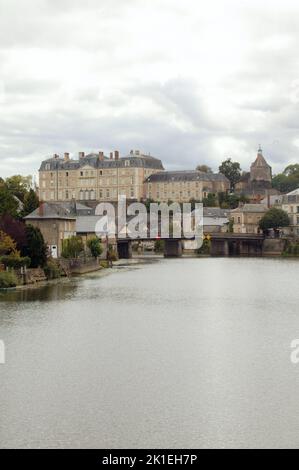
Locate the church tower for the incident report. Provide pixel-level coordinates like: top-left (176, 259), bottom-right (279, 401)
top-left (250, 146), bottom-right (272, 188)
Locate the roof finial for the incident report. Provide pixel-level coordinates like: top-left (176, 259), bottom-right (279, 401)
top-left (258, 144), bottom-right (262, 154)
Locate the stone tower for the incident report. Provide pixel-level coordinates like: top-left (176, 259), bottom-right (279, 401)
top-left (250, 146), bottom-right (272, 188)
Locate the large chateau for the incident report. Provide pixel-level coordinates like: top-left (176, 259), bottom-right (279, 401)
top-left (38, 150), bottom-right (230, 203)
top-left (39, 150), bottom-right (164, 203)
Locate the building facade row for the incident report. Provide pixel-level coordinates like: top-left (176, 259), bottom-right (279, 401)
top-left (38, 150), bottom-right (230, 204)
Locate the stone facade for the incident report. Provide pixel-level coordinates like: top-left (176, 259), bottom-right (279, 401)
top-left (282, 188), bottom-right (299, 237)
top-left (24, 202), bottom-right (76, 257)
top-left (231, 204), bottom-right (267, 234)
top-left (39, 150), bottom-right (164, 203)
top-left (144, 171), bottom-right (229, 202)
top-left (235, 147), bottom-right (273, 196)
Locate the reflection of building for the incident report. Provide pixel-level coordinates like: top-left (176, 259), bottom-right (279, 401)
top-left (24, 202), bottom-right (76, 258)
top-left (231, 204), bottom-right (267, 234)
top-left (39, 150), bottom-right (164, 203)
top-left (144, 171), bottom-right (229, 202)
top-left (236, 147), bottom-right (274, 199)
top-left (282, 188), bottom-right (299, 236)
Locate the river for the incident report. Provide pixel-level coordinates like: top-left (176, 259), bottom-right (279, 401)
top-left (0, 257), bottom-right (299, 448)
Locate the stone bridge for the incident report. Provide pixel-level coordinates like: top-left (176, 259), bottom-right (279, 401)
top-left (116, 233), bottom-right (265, 259)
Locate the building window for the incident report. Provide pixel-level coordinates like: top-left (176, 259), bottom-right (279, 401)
top-left (66, 172), bottom-right (69, 177)
top-left (80, 171), bottom-right (83, 176)
top-left (65, 190), bottom-right (69, 199)
top-left (99, 170), bottom-right (103, 176)
top-left (79, 190), bottom-right (84, 200)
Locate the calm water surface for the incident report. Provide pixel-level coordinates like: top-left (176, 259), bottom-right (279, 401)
top-left (0, 258), bottom-right (299, 448)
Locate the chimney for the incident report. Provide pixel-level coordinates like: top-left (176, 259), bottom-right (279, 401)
top-left (99, 151), bottom-right (104, 161)
top-left (64, 152), bottom-right (70, 161)
top-left (110, 152), bottom-right (113, 160)
top-left (79, 152), bottom-right (85, 159)
top-left (114, 150), bottom-right (119, 160)
top-left (135, 150), bottom-right (140, 156)
top-left (130, 150), bottom-right (134, 156)
top-left (53, 153), bottom-right (59, 159)
top-left (38, 202), bottom-right (44, 217)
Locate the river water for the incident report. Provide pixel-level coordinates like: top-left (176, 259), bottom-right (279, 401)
top-left (0, 257), bottom-right (299, 448)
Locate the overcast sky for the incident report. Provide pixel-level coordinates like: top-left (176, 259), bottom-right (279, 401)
top-left (1, 0), bottom-right (299, 178)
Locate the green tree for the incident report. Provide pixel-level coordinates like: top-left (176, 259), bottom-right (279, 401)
top-left (218, 192), bottom-right (249, 209)
top-left (61, 236), bottom-right (84, 259)
top-left (202, 193), bottom-right (218, 207)
top-left (0, 230), bottom-right (17, 256)
top-left (5, 175), bottom-right (32, 203)
top-left (22, 189), bottom-right (39, 217)
top-left (219, 158), bottom-right (241, 191)
top-left (272, 173), bottom-right (298, 193)
top-left (196, 164), bottom-right (213, 173)
top-left (0, 184), bottom-right (19, 217)
top-left (283, 164), bottom-right (299, 177)
top-left (87, 236), bottom-right (103, 258)
top-left (259, 208), bottom-right (290, 231)
top-left (22, 224), bottom-right (47, 267)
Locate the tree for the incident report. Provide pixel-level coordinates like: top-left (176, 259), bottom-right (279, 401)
top-left (0, 230), bottom-right (17, 256)
top-left (5, 175), bottom-right (32, 203)
top-left (202, 193), bottom-right (218, 207)
top-left (196, 164), bottom-right (212, 173)
top-left (272, 173), bottom-right (299, 193)
top-left (61, 236), bottom-right (84, 259)
top-left (218, 192), bottom-right (249, 209)
top-left (259, 208), bottom-right (290, 231)
top-left (22, 189), bottom-right (39, 217)
top-left (87, 236), bottom-right (103, 258)
top-left (0, 215), bottom-right (27, 251)
top-left (22, 224), bottom-right (47, 267)
top-left (0, 184), bottom-right (19, 217)
top-left (283, 164), bottom-right (299, 177)
top-left (272, 164), bottom-right (299, 193)
top-left (219, 158), bottom-right (241, 191)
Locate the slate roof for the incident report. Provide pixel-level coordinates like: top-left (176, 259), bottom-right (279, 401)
top-left (24, 202), bottom-right (76, 220)
top-left (145, 170), bottom-right (229, 183)
top-left (39, 152), bottom-right (164, 171)
top-left (231, 204), bottom-right (267, 213)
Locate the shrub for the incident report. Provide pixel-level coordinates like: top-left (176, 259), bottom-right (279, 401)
top-left (99, 260), bottom-right (109, 268)
top-left (197, 238), bottom-right (211, 255)
top-left (154, 239), bottom-right (165, 252)
top-left (107, 246), bottom-right (118, 261)
top-left (87, 236), bottom-right (103, 258)
top-left (0, 271), bottom-right (18, 288)
top-left (44, 258), bottom-right (63, 279)
top-left (62, 236), bottom-right (84, 259)
top-left (0, 254), bottom-right (31, 269)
